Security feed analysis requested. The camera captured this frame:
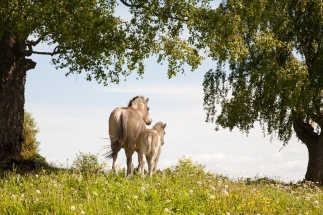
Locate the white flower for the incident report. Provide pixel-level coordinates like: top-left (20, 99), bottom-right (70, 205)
top-left (35, 174), bottom-right (39, 178)
top-left (21, 194), bottom-right (25, 198)
top-left (210, 186), bottom-right (216, 191)
top-left (93, 192), bottom-right (98, 196)
top-left (80, 211), bottom-right (85, 214)
top-left (166, 199), bottom-right (171, 203)
top-left (189, 190), bottom-right (193, 194)
top-left (70, 206), bottom-right (75, 211)
top-left (36, 190), bottom-right (41, 194)
top-left (226, 212), bottom-right (230, 215)
top-left (197, 181), bottom-right (202, 185)
top-left (164, 208), bottom-right (170, 213)
top-left (313, 200), bottom-right (319, 205)
top-left (210, 195), bottom-right (215, 199)
top-left (224, 185), bottom-right (229, 189)
top-left (222, 190), bottom-right (229, 196)
top-left (134, 196), bottom-right (138, 199)
top-left (141, 187), bottom-right (146, 191)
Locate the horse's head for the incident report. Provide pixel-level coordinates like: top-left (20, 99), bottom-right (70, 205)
top-left (128, 96), bottom-right (152, 125)
top-left (153, 122), bottom-right (166, 145)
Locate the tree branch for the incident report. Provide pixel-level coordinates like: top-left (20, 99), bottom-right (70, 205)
top-left (119, 0), bottom-right (188, 21)
top-left (119, 0), bottom-right (143, 8)
top-left (32, 45), bottom-right (60, 56)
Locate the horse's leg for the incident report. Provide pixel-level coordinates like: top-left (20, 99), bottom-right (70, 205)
top-left (146, 155), bottom-right (154, 177)
top-left (136, 151), bottom-right (141, 170)
top-left (153, 147), bottom-right (162, 173)
top-left (125, 150), bottom-right (134, 177)
top-left (138, 152), bottom-right (146, 175)
top-left (112, 152), bottom-right (118, 171)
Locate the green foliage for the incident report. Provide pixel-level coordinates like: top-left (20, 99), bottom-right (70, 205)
top-left (21, 112), bottom-right (40, 160)
top-left (1, 158), bottom-right (323, 214)
top-left (200, 0), bottom-right (323, 144)
top-left (72, 152), bottom-right (106, 174)
top-left (0, 0), bottom-right (211, 86)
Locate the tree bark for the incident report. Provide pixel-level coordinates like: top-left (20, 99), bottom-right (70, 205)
top-left (293, 117), bottom-right (323, 183)
top-left (0, 34), bottom-right (36, 168)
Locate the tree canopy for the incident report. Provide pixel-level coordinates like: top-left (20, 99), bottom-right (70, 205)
top-left (21, 112), bottom-right (40, 159)
top-left (200, 0), bottom-right (323, 145)
top-left (0, 0), bottom-right (211, 85)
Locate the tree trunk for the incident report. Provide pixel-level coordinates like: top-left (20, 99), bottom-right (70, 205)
top-left (293, 117), bottom-right (323, 183)
top-left (0, 34), bottom-right (36, 168)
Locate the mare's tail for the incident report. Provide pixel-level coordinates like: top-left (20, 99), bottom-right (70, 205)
top-left (106, 111), bottom-right (127, 159)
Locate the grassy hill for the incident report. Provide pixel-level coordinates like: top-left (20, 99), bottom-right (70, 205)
top-left (1, 156), bottom-right (322, 214)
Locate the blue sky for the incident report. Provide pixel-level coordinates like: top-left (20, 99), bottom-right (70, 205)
top-left (25, 53), bottom-right (308, 182)
top-left (24, 1), bottom-right (308, 182)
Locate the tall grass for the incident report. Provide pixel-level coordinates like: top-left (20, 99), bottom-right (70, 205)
top-left (1, 156), bottom-right (322, 214)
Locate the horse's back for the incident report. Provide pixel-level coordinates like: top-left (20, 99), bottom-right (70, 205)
top-left (109, 107), bottom-right (146, 149)
top-left (137, 129), bottom-right (159, 155)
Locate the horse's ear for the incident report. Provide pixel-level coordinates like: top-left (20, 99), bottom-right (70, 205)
top-left (145, 98), bottom-right (149, 104)
top-left (163, 123), bottom-right (167, 129)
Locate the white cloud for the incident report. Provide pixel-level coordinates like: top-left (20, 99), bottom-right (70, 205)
top-left (101, 85), bottom-right (203, 96)
top-left (272, 152), bottom-right (283, 160)
top-left (259, 160), bottom-right (307, 172)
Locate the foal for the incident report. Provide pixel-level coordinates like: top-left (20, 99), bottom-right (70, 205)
top-left (137, 122), bottom-right (166, 176)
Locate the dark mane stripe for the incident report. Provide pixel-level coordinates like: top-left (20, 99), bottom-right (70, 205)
top-left (127, 96), bottom-right (139, 107)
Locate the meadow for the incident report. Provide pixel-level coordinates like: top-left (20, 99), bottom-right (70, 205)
top-left (0, 155), bottom-right (322, 215)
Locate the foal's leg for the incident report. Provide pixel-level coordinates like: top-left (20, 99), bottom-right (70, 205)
top-left (138, 152), bottom-right (146, 175)
top-left (153, 147), bottom-right (162, 173)
top-left (146, 155), bottom-right (154, 177)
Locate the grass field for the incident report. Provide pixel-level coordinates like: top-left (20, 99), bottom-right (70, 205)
top-left (1, 155), bottom-right (322, 215)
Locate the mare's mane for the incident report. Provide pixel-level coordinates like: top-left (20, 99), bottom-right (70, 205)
top-left (127, 95), bottom-right (145, 109)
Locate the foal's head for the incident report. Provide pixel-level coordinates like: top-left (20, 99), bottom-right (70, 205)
top-left (153, 122), bottom-right (167, 145)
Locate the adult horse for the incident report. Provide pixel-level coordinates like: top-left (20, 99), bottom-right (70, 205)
top-left (107, 95), bottom-right (152, 176)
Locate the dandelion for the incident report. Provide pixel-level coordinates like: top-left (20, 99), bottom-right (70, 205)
top-left (36, 190), bottom-right (41, 194)
top-left (210, 195), bottom-right (215, 199)
top-left (189, 190), bottom-right (193, 194)
top-left (21, 194), bottom-right (25, 198)
top-left (197, 181), bottom-right (202, 185)
top-left (134, 196), bottom-right (138, 199)
top-left (70, 206), bottom-right (75, 211)
top-left (164, 208), bottom-right (170, 213)
top-left (222, 190), bottom-right (229, 196)
top-left (224, 185), bottom-right (229, 189)
top-left (313, 200), bottom-right (319, 205)
top-left (80, 211), bottom-right (85, 215)
top-left (141, 187), bottom-right (146, 191)
top-left (210, 186), bottom-right (216, 191)
top-left (226, 212), bottom-right (230, 215)
top-left (35, 174), bottom-right (39, 178)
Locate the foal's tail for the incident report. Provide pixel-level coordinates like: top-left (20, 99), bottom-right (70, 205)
top-left (106, 111), bottom-right (127, 159)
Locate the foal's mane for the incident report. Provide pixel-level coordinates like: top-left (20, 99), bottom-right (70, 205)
top-left (153, 121), bottom-right (164, 132)
top-left (127, 96), bottom-right (145, 109)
